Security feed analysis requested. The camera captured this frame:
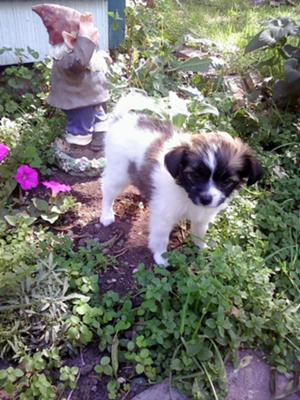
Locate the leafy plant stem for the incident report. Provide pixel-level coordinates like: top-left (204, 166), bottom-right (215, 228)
top-left (180, 290), bottom-right (190, 336)
top-left (168, 343), bottom-right (182, 400)
top-left (192, 302), bottom-right (211, 339)
top-left (283, 337), bottom-right (300, 355)
top-left (199, 361), bottom-right (219, 400)
top-left (264, 245), bottom-right (299, 262)
top-left (271, 142), bottom-right (300, 153)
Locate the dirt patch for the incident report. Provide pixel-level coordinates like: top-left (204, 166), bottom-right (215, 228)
top-left (49, 169), bottom-right (184, 295)
top-left (51, 170), bottom-right (151, 294)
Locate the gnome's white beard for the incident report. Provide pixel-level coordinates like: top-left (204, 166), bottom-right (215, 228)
top-left (50, 43), bottom-right (109, 73)
top-left (89, 50), bottom-right (110, 74)
top-left (50, 42), bottom-right (72, 60)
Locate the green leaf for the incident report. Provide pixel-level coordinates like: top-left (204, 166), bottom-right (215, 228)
top-left (273, 58), bottom-right (300, 102)
top-left (3, 213), bottom-right (36, 227)
top-left (103, 365), bottom-right (113, 376)
top-left (142, 300), bottom-right (158, 313)
top-left (136, 364), bottom-right (144, 374)
top-left (0, 370), bottom-right (7, 380)
top-left (115, 320), bottom-right (130, 331)
top-left (140, 349), bottom-right (150, 359)
top-left (169, 57), bottom-right (212, 73)
top-left (50, 205), bottom-right (62, 214)
top-left (32, 198), bottom-right (49, 212)
top-left (41, 213), bottom-right (59, 224)
top-left (76, 303), bottom-right (90, 315)
top-left (284, 58), bottom-right (300, 84)
top-left (186, 338), bottom-right (213, 361)
top-left (100, 356), bottom-right (111, 366)
top-left (0, 47), bottom-right (12, 55)
top-left (171, 358), bottom-right (182, 371)
top-left (27, 46), bottom-right (39, 59)
top-left (273, 80), bottom-right (289, 101)
top-left (127, 341), bottom-right (135, 351)
top-left (245, 29), bottom-right (279, 54)
top-left (79, 325), bottom-right (93, 344)
top-left (198, 103), bottom-right (219, 117)
top-left (172, 113), bottom-right (187, 128)
top-left (245, 18), bottom-right (297, 54)
top-left (5, 100), bottom-right (18, 113)
top-left (13, 368), bottom-right (24, 378)
top-left (4, 215), bottom-right (18, 226)
top-left (95, 364), bottom-right (103, 374)
top-left (280, 44), bottom-right (300, 60)
top-left (111, 334), bottom-right (119, 376)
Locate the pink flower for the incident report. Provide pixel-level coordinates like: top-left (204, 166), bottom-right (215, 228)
top-left (0, 144), bottom-right (9, 162)
top-left (15, 165), bottom-right (39, 190)
top-left (42, 180), bottom-right (71, 197)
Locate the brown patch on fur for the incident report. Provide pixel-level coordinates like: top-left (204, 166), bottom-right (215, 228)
top-left (190, 131), bottom-right (262, 185)
top-left (128, 117), bottom-right (173, 200)
top-left (190, 131), bottom-right (253, 171)
top-left (137, 116), bottom-right (174, 136)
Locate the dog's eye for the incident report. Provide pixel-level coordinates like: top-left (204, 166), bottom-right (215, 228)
top-left (225, 177), bottom-right (239, 187)
top-left (187, 172), bottom-right (207, 182)
top-left (224, 177), bottom-right (232, 183)
top-left (215, 172), bottom-right (233, 184)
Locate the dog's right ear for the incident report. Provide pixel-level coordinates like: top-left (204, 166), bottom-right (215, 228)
top-left (164, 146), bottom-right (187, 178)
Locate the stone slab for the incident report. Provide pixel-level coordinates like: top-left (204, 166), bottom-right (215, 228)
top-left (131, 379), bottom-right (187, 400)
top-left (226, 350), bottom-right (300, 400)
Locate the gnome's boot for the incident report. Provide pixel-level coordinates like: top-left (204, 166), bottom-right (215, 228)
top-left (90, 105), bottom-right (108, 151)
top-left (90, 131), bottom-right (105, 151)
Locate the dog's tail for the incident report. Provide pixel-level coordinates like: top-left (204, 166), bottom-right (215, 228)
top-left (112, 90), bottom-right (164, 119)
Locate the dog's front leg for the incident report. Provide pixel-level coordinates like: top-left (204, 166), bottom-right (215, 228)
top-left (191, 221), bottom-right (208, 249)
top-left (148, 213), bottom-right (174, 267)
top-left (100, 174), bottom-right (129, 226)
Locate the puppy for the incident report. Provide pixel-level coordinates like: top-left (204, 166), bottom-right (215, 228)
top-left (100, 112), bottom-right (263, 267)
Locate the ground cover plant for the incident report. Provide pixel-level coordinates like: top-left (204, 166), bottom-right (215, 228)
top-left (0, 0), bottom-right (300, 399)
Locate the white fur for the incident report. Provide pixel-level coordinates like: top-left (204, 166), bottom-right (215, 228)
top-left (100, 112), bottom-right (229, 267)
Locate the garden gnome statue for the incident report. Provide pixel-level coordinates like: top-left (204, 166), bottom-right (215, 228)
top-left (32, 3), bottom-right (111, 176)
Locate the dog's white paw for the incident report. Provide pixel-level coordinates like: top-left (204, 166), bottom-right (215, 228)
top-left (100, 213), bottom-right (115, 227)
top-left (153, 253), bottom-right (169, 268)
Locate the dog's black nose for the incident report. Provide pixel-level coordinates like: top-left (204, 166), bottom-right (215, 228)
top-left (200, 194), bottom-right (212, 205)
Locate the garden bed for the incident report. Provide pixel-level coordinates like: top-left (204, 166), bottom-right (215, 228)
top-left (1, 1), bottom-right (300, 399)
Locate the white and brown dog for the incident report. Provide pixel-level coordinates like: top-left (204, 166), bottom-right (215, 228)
top-left (100, 96), bottom-right (263, 267)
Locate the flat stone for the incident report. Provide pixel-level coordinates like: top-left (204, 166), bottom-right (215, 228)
top-left (223, 75), bottom-right (247, 102)
top-left (131, 379), bottom-right (187, 400)
top-left (176, 46), bottom-right (226, 76)
top-left (226, 350), bottom-right (300, 400)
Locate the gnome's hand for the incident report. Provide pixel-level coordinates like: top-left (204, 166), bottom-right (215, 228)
top-left (79, 13), bottom-right (99, 44)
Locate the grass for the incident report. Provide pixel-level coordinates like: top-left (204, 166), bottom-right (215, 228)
top-left (164, 0), bottom-right (300, 74)
top-left (179, 0), bottom-right (300, 45)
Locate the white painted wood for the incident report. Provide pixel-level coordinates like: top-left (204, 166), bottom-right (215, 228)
top-left (0, 0), bottom-right (108, 65)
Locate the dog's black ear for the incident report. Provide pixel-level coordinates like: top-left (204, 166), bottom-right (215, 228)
top-left (242, 153), bottom-right (263, 186)
top-left (164, 146), bottom-right (187, 178)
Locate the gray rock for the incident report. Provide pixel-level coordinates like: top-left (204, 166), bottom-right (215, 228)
top-left (131, 379), bottom-right (187, 400)
top-left (130, 376), bottom-right (148, 396)
top-left (226, 350), bottom-right (300, 400)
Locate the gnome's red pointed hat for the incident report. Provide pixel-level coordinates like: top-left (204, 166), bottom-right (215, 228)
top-left (32, 3), bottom-right (81, 45)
